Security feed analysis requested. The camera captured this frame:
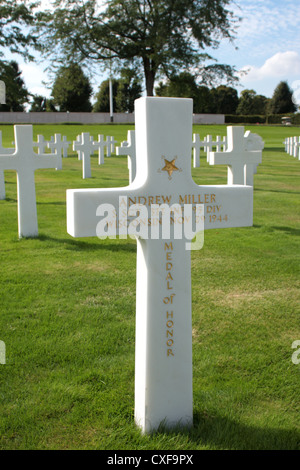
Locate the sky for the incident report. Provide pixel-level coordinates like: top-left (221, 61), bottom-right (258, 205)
top-left (5, 0), bottom-right (300, 106)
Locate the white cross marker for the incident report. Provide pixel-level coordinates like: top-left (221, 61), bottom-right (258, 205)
top-left (67, 97), bottom-right (256, 433)
top-left (73, 132), bottom-right (95, 179)
top-left (105, 136), bottom-right (111, 157)
top-left (109, 135), bottom-right (117, 154)
top-left (210, 126), bottom-right (263, 185)
top-left (47, 134), bottom-right (64, 170)
top-left (34, 134), bottom-right (49, 155)
top-left (205, 135), bottom-right (214, 163)
top-left (94, 135), bottom-right (108, 165)
top-left (244, 130), bottom-right (264, 183)
top-left (116, 130), bottom-right (136, 183)
top-left (62, 136), bottom-right (71, 158)
top-left (0, 131), bottom-right (14, 199)
top-left (0, 125), bottom-right (59, 237)
top-left (192, 134), bottom-right (201, 168)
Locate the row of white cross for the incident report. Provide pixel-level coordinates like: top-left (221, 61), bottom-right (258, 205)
top-left (284, 136), bottom-right (300, 160)
top-left (0, 124), bottom-right (263, 238)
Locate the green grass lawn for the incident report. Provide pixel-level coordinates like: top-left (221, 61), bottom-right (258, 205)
top-left (0, 123), bottom-right (299, 450)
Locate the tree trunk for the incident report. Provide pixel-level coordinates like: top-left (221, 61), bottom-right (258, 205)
top-left (143, 57), bottom-right (156, 96)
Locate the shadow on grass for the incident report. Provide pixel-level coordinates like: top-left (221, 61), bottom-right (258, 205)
top-left (263, 147), bottom-right (286, 153)
top-left (37, 233), bottom-right (137, 253)
top-left (253, 224), bottom-right (300, 236)
top-left (189, 412), bottom-right (299, 450)
top-left (254, 188), bottom-right (300, 195)
top-left (155, 412), bottom-right (299, 450)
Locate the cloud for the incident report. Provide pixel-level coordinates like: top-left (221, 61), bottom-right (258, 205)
top-left (240, 51), bottom-right (300, 82)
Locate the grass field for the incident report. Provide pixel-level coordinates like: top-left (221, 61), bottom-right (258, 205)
top-left (0, 123), bottom-right (299, 450)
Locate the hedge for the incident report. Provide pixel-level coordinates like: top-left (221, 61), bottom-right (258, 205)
top-left (225, 113), bottom-right (300, 125)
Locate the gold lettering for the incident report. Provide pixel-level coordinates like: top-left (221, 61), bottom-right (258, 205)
top-left (167, 349), bottom-right (174, 357)
top-left (167, 281), bottom-right (173, 290)
top-left (166, 252), bottom-right (172, 260)
top-left (179, 195), bottom-right (187, 204)
top-left (166, 272), bottom-right (173, 281)
top-left (166, 330), bottom-right (173, 338)
top-left (166, 262), bottom-right (173, 271)
top-left (166, 311), bottom-right (173, 318)
top-left (165, 242), bottom-right (173, 251)
top-left (128, 197), bottom-right (136, 205)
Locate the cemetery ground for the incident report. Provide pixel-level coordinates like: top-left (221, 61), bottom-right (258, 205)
top-left (0, 123), bottom-right (299, 450)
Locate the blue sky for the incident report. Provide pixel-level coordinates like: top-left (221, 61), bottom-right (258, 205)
top-left (9, 0), bottom-right (300, 104)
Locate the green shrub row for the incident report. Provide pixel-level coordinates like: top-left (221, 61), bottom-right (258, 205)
top-left (225, 113), bottom-right (300, 125)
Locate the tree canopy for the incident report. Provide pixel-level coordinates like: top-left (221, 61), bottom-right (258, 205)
top-left (268, 81), bottom-right (297, 115)
top-left (0, 0), bottom-right (37, 59)
top-left (35, 0), bottom-right (239, 96)
top-left (51, 63), bottom-right (93, 112)
top-left (0, 60), bottom-right (29, 111)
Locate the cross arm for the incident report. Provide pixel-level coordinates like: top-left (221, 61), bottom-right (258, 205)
top-left (33, 154), bottom-right (59, 171)
top-left (67, 187), bottom-right (134, 238)
top-left (0, 154), bottom-right (19, 171)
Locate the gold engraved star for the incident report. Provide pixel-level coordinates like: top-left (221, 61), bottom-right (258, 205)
top-left (161, 158), bottom-right (179, 178)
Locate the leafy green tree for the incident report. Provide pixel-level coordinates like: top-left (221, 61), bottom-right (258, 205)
top-left (116, 68), bottom-right (142, 113)
top-left (210, 85), bottom-right (239, 114)
top-left (93, 78), bottom-right (119, 113)
top-left (94, 70), bottom-right (142, 113)
top-left (155, 72), bottom-right (198, 101)
top-left (35, 0), bottom-right (239, 96)
top-left (0, 60), bottom-right (29, 111)
top-left (51, 63), bottom-right (93, 112)
top-left (29, 94), bottom-right (47, 112)
top-left (236, 89), bottom-right (268, 115)
top-left (0, 0), bottom-right (37, 59)
top-left (268, 81), bottom-right (297, 114)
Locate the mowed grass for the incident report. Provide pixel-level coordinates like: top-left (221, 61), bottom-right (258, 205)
top-left (0, 123), bottom-right (299, 450)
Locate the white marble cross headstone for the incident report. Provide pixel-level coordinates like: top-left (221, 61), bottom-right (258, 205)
top-left (34, 134), bottom-right (49, 155)
top-left (109, 136), bottom-right (117, 154)
top-left (47, 134), bottom-right (64, 170)
top-left (210, 126), bottom-right (263, 186)
top-left (116, 130), bottom-right (136, 183)
top-left (192, 133), bottom-right (201, 168)
top-left (105, 136), bottom-right (113, 157)
top-left (0, 131), bottom-right (14, 200)
top-left (73, 132), bottom-right (96, 179)
top-left (67, 97), bottom-right (256, 433)
top-left (0, 125), bottom-right (59, 237)
top-left (95, 135), bottom-right (108, 165)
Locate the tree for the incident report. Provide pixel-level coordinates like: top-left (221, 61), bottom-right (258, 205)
top-left (0, 0), bottom-right (37, 59)
top-left (94, 69), bottom-right (142, 113)
top-left (210, 85), bottom-right (239, 114)
top-left (236, 89), bottom-right (268, 115)
top-left (35, 0), bottom-right (239, 96)
top-left (0, 60), bottom-right (29, 111)
top-left (93, 78), bottom-right (119, 113)
top-left (51, 63), bottom-right (93, 112)
top-left (268, 81), bottom-right (297, 114)
top-left (116, 68), bottom-right (142, 113)
top-left (29, 94), bottom-right (47, 112)
top-left (155, 73), bottom-right (200, 107)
